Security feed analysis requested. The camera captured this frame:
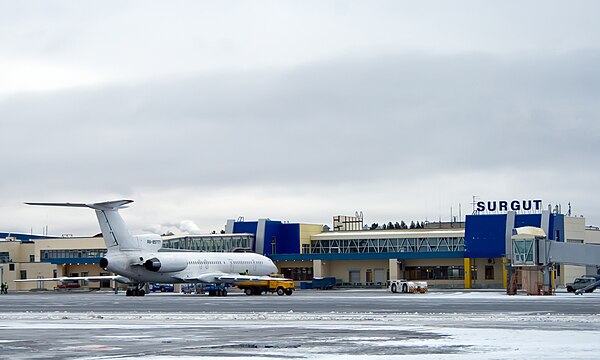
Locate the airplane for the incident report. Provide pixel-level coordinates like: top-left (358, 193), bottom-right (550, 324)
top-left (15, 200), bottom-right (279, 296)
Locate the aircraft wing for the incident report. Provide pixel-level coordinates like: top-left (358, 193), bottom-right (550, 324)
top-left (179, 273), bottom-right (280, 283)
top-left (14, 275), bottom-right (132, 284)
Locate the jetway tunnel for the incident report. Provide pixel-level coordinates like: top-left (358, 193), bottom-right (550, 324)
top-left (509, 227), bottom-right (600, 295)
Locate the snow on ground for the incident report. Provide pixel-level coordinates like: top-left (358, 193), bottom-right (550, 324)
top-left (1, 290), bottom-right (599, 359)
top-left (1, 310), bottom-right (599, 359)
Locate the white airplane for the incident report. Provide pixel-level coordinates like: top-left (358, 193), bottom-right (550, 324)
top-left (16, 200), bottom-right (279, 296)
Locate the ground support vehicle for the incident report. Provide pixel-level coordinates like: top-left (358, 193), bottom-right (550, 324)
top-left (202, 283), bottom-right (229, 296)
top-left (151, 283), bottom-right (174, 292)
top-left (388, 279), bottom-right (428, 293)
top-left (237, 277), bottom-right (294, 296)
top-left (566, 276), bottom-right (600, 293)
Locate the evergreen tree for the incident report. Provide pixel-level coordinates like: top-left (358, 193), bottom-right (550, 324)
top-left (400, 220), bottom-right (407, 229)
top-left (387, 221), bottom-right (394, 230)
top-left (382, 224), bottom-right (387, 230)
top-left (409, 221), bottom-right (416, 229)
top-left (394, 222), bottom-right (401, 229)
top-left (370, 223), bottom-right (379, 230)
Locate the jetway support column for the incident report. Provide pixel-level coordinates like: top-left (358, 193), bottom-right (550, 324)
top-left (502, 258), bottom-right (509, 289)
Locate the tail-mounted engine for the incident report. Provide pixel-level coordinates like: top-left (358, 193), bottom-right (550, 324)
top-left (99, 257), bottom-right (109, 270)
top-left (143, 255), bottom-right (187, 273)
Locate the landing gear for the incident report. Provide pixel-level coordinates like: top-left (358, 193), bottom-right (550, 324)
top-left (125, 283), bottom-right (147, 296)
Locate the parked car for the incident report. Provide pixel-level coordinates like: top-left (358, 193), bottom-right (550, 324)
top-left (566, 276), bottom-right (600, 293)
top-left (57, 280), bottom-right (80, 289)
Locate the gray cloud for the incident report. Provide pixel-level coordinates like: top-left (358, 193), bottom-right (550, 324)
top-left (2, 51), bottom-right (599, 191)
top-left (2, 2), bottom-right (600, 234)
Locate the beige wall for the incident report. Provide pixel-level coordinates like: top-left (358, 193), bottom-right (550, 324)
top-left (585, 227), bottom-right (600, 244)
top-left (1, 241), bottom-right (36, 262)
top-left (299, 224), bottom-right (324, 253)
top-left (1, 262), bottom-right (56, 291)
top-left (34, 237), bottom-right (106, 260)
top-left (470, 258), bottom-right (504, 288)
top-left (1, 237), bottom-right (111, 291)
top-left (322, 259), bottom-right (389, 284)
top-left (564, 216), bottom-right (586, 242)
top-left (560, 216), bottom-right (590, 286)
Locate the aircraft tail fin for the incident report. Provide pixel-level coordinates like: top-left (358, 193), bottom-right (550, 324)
top-left (25, 200), bottom-right (140, 251)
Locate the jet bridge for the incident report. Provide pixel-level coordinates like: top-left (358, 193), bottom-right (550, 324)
top-left (510, 226), bottom-right (600, 295)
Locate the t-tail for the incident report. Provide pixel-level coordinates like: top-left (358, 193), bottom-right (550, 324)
top-left (25, 200), bottom-right (153, 252)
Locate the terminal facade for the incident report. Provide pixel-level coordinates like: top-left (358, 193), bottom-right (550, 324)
top-left (2, 200), bottom-right (600, 291)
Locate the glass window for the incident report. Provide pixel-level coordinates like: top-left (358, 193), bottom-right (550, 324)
top-left (405, 266), bottom-right (465, 280)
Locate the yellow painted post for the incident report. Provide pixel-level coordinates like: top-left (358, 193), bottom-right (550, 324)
top-left (463, 258), bottom-right (471, 289)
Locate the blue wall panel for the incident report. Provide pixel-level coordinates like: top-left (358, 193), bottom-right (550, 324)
top-left (232, 220), bottom-right (301, 256)
top-left (464, 214), bottom-right (507, 258)
top-left (232, 221), bottom-right (258, 251)
top-left (262, 221), bottom-right (282, 256)
top-left (514, 214), bottom-right (542, 228)
top-left (549, 214), bottom-right (564, 242)
top-left (232, 221), bottom-right (258, 235)
top-left (279, 223), bottom-right (300, 255)
top-left (465, 213), bottom-right (563, 258)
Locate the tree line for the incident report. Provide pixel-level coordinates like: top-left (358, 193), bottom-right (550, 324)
top-left (369, 221), bottom-right (425, 230)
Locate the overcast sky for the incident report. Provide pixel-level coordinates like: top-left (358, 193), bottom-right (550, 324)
top-left (1, 1), bottom-right (599, 237)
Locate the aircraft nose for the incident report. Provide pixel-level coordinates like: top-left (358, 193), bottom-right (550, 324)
top-left (269, 259), bottom-right (278, 274)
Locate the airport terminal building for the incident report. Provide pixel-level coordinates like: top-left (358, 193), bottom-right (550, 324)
top-left (2, 199), bottom-right (600, 291)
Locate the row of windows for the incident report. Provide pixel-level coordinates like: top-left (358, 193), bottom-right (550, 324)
top-left (406, 266), bottom-right (465, 280)
top-left (186, 259), bottom-right (265, 265)
top-left (41, 249), bottom-right (107, 259)
top-left (310, 237), bottom-right (465, 254)
top-left (405, 265), bottom-right (495, 281)
top-left (188, 260), bottom-right (224, 265)
top-left (163, 236), bottom-right (254, 252)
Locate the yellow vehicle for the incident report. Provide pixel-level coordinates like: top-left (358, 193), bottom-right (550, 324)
top-left (237, 275), bottom-right (295, 296)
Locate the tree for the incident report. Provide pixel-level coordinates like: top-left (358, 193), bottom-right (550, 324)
top-left (394, 222), bottom-right (401, 229)
top-left (370, 223), bottom-right (379, 230)
top-left (409, 221), bottom-right (416, 229)
top-left (400, 220), bottom-right (407, 229)
top-left (387, 221), bottom-right (394, 230)
top-left (382, 224), bottom-right (387, 230)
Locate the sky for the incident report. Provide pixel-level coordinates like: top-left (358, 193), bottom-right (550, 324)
top-left (1, 1), bottom-right (600, 236)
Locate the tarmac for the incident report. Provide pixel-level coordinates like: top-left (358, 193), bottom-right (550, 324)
top-left (0, 288), bottom-right (599, 359)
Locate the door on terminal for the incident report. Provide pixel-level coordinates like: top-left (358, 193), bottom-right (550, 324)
top-left (374, 269), bottom-right (385, 285)
top-left (349, 270), bottom-right (360, 285)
